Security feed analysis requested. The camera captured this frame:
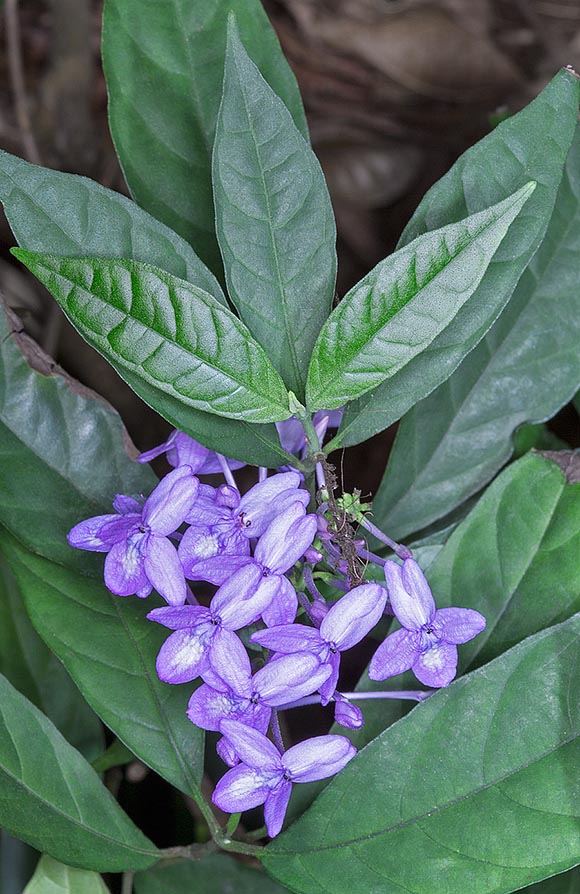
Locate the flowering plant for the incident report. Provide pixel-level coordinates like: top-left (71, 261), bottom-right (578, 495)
top-left (1, 3), bottom-right (580, 893)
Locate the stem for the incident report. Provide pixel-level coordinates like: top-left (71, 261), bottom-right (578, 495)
top-left (315, 461), bottom-right (326, 490)
top-left (259, 466), bottom-right (268, 482)
top-left (298, 411), bottom-right (323, 459)
top-left (121, 872), bottom-right (134, 894)
top-left (303, 565), bottom-right (324, 602)
top-left (285, 690), bottom-right (431, 708)
top-left (270, 710), bottom-right (285, 753)
top-left (216, 453), bottom-right (238, 491)
top-left (357, 546), bottom-right (387, 567)
top-left (224, 812), bottom-right (241, 840)
top-left (359, 517), bottom-right (413, 560)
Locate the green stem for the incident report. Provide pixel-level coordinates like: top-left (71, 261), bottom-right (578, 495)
top-left (224, 812), bottom-right (241, 839)
top-left (121, 871), bottom-right (134, 894)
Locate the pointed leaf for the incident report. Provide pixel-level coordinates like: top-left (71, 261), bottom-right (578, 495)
top-left (374, 126), bottom-right (580, 538)
top-left (135, 855), bottom-right (290, 894)
top-left (307, 184), bottom-right (534, 411)
top-left (0, 551), bottom-right (104, 760)
top-left (334, 67), bottom-right (580, 447)
top-left (0, 306), bottom-right (205, 800)
top-left (24, 855), bottom-right (110, 894)
top-left (264, 612), bottom-right (580, 894)
top-left (213, 19), bottom-right (336, 395)
top-left (13, 252), bottom-right (291, 424)
top-left (103, 0), bottom-right (308, 273)
top-left (0, 674), bottom-right (158, 872)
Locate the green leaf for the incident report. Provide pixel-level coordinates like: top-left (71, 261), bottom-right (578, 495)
top-left (306, 183), bottom-right (534, 411)
top-left (91, 739), bottom-right (135, 774)
top-left (135, 855), bottom-right (290, 894)
top-left (13, 252), bottom-right (291, 424)
top-left (102, 0), bottom-right (308, 274)
top-left (0, 148), bottom-right (290, 467)
top-left (0, 306), bottom-right (205, 801)
top-left (1, 833), bottom-right (38, 894)
top-left (24, 855), bottom-right (110, 894)
top-left (523, 869), bottom-right (580, 893)
top-left (333, 67), bottom-right (580, 447)
top-left (373, 126), bottom-right (580, 539)
top-left (0, 673), bottom-right (158, 872)
top-left (264, 611), bottom-right (580, 893)
top-left (0, 551), bottom-right (104, 760)
top-left (0, 148), bottom-right (224, 302)
top-left (213, 18), bottom-right (336, 396)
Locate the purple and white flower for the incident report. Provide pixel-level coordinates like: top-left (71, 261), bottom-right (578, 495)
top-left (369, 559), bottom-right (486, 688)
top-left (138, 430), bottom-right (244, 473)
top-left (68, 465), bottom-right (199, 605)
top-left (213, 720), bottom-right (356, 837)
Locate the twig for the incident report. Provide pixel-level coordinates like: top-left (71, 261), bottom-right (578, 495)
top-left (5, 0), bottom-right (41, 165)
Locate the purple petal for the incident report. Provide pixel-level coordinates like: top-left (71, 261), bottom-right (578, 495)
top-left (413, 642), bottom-right (458, 688)
top-left (142, 466), bottom-right (199, 535)
top-left (68, 514), bottom-right (134, 552)
top-left (319, 651), bottom-right (340, 705)
top-left (276, 417), bottom-right (306, 454)
top-left (237, 472), bottom-right (306, 537)
top-left (144, 536), bottom-right (186, 606)
top-left (169, 432), bottom-right (211, 470)
top-left (112, 495), bottom-right (143, 515)
top-left (137, 433), bottom-right (174, 464)
top-left (184, 553), bottom-right (252, 586)
top-left (183, 486), bottom-right (229, 526)
top-left (254, 505), bottom-right (316, 573)
top-left (155, 627), bottom-right (212, 683)
top-left (146, 604), bottom-right (211, 630)
top-left (435, 607), bottom-right (486, 644)
top-left (213, 565), bottom-right (276, 629)
top-left (385, 559), bottom-right (435, 630)
top-left (187, 684), bottom-right (240, 731)
top-left (368, 628), bottom-right (419, 681)
top-left (261, 576), bottom-right (298, 627)
top-left (283, 735), bottom-right (356, 783)
top-left (254, 653), bottom-right (331, 706)
top-left (333, 696), bottom-right (364, 730)
top-left (219, 720), bottom-right (283, 770)
top-left (264, 780), bottom-right (292, 837)
top-left (216, 736), bottom-right (239, 767)
top-left (250, 624), bottom-right (322, 653)
top-left (212, 765), bottom-right (272, 814)
top-left (208, 629), bottom-right (251, 696)
top-left (320, 583), bottom-right (387, 651)
top-left (104, 534), bottom-right (149, 596)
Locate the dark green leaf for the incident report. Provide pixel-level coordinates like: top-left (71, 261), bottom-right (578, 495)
top-left (102, 0), bottom-right (308, 273)
top-left (135, 855), bottom-right (290, 894)
top-left (0, 673), bottom-right (158, 872)
top-left (213, 19), bottom-right (336, 396)
top-left (0, 149), bottom-right (223, 301)
top-left (0, 833), bottom-right (38, 894)
top-left (24, 855), bottom-right (109, 894)
top-left (13, 252), bottom-right (291, 424)
top-left (306, 183), bottom-right (534, 411)
top-left (91, 739), bottom-right (135, 774)
top-left (373, 127), bottom-right (580, 538)
top-left (264, 611), bottom-right (580, 893)
top-left (0, 551), bottom-right (104, 760)
top-left (334, 67), bottom-right (580, 447)
top-left (523, 869), bottom-right (580, 893)
top-left (0, 147), bottom-right (290, 467)
top-left (0, 306), bottom-right (205, 800)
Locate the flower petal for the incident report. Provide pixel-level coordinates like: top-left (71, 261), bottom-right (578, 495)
top-left (187, 684), bottom-right (241, 732)
top-left (216, 735), bottom-right (239, 767)
top-left (213, 565), bottom-right (276, 629)
top-left (208, 629), bottom-right (252, 696)
top-left (104, 535), bottom-right (149, 596)
top-left (155, 628), bottom-right (211, 683)
top-left (146, 605), bottom-right (211, 630)
top-left (435, 607), bottom-right (486, 644)
top-left (283, 735), bottom-right (356, 782)
top-left (320, 583), bottom-right (387, 651)
top-left (413, 642), bottom-right (458, 688)
top-left (254, 504), bottom-right (316, 573)
top-left (255, 653), bottom-right (331, 706)
top-left (144, 536), bottom-right (187, 605)
top-left (250, 625), bottom-right (322, 653)
top-left (333, 695), bottom-right (364, 730)
top-left (261, 575), bottom-right (298, 627)
top-left (264, 780), bottom-right (292, 838)
top-left (142, 466), bottom-right (199, 535)
top-left (319, 651), bottom-right (340, 705)
top-left (386, 559), bottom-right (435, 630)
top-left (238, 472), bottom-right (305, 537)
top-left (219, 720), bottom-right (283, 770)
top-left (368, 628), bottom-right (419, 681)
top-left (276, 417), bottom-right (306, 454)
top-left (68, 514), bottom-right (133, 552)
top-left (212, 765), bottom-right (272, 814)
top-left (184, 553), bottom-right (251, 586)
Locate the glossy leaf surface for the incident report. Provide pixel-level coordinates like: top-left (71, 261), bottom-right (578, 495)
top-left (24, 855), bottom-right (110, 894)
top-left (374, 127), bottom-right (580, 538)
top-left (0, 307), bottom-right (205, 799)
top-left (306, 183), bottom-right (534, 411)
top-left (0, 674), bottom-right (158, 872)
top-left (214, 20), bottom-right (336, 395)
top-left (103, 0), bottom-right (308, 273)
top-left (13, 252), bottom-right (291, 424)
top-left (334, 67), bottom-right (580, 446)
top-left (265, 612), bottom-right (580, 893)
top-left (135, 855), bottom-right (290, 894)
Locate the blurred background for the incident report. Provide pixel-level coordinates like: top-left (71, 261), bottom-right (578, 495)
top-left (1, 0), bottom-right (579, 487)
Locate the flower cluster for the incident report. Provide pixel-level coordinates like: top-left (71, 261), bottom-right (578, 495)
top-left (68, 416), bottom-right (485, 838)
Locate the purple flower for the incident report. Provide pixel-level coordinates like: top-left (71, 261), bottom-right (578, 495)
top-left (276, 409), bottom-right (343, 457)
top-left (138, 430), bottom-right (244, 474)
top-left (178, 472), bottom-right (310, 586)
top-left (68, 466), bottom-right (199, 605)
top-left (251, 583), bottom-right (387, 703)
top-left (213, 720), bottom-right (356, 837)
top-left (187, 634), bottom-right (331, 733)
top-left (333, 693), bottom-right (364, 730)
top-left (147, 564), bottom-right (281, 683)
top-left (369, 559), bottom-right (486, 688)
